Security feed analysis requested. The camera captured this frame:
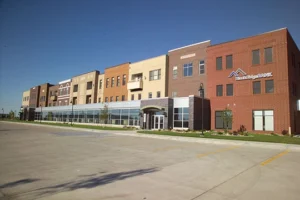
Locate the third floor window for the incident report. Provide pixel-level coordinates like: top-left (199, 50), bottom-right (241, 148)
top-left (117, 76), bottom-right (120, 86)
top-left (173, 66), bottom-right (178, 79)
top-left (226, 55), bottom-right (233, 69)
top-left (99, 79), bottom-right (102, 89)
top-left (86, 81), bottom-right (92, 90)
top-left (216, 57), bottom-right (222, 70)
top-left (252, 49), bottom-right (260, 65)
top-left (122, 74), bottom-right (126, 85)
top-left (150, 69), bottom-right (161, 80)
top-left (73, 84), bottom-right (78, 92)
top-left (199, 60), bottom-right (205, 74)
top-left (183, 63), bottom-right (193, 76)
top-left (264, 47), bottom-right (273, 64)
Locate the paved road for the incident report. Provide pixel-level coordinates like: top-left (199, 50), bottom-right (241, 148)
top-left (0, 122), bottom-right (300, 200)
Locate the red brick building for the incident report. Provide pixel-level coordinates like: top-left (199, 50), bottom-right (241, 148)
top-left (207, 28), bottom-right (300, 134)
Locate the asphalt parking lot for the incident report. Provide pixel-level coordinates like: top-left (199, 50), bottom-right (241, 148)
top-left (1, 122), bottom-right (300, 200)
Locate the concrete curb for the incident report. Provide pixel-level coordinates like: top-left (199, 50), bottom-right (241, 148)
top-left (1, 121), bottom-right (300, 151)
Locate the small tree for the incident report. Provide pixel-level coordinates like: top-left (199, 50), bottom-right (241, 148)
top-left (99, 104), bottom-right (109, 124)
top-left (9, 110), bottom-right (15, 119)
top-left (221, 107), bottom-right (233, 133)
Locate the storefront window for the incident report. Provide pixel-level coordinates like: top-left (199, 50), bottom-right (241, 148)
top-left (174, 107), bottom-right (189, 128)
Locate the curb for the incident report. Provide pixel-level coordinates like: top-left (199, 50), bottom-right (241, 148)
top-left (1, 121), bottom-right (300, 151)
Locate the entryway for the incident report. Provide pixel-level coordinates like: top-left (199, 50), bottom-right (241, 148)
top-left (151, 115), bottom-right (164, 130)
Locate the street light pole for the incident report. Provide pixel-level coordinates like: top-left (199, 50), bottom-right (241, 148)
top-left (199, 83), bottom-right (204, 136)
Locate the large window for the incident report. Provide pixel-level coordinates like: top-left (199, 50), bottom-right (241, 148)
top-left (87, 81), bottom-right (92, 90)
top-left (73, 84), bottom-right (78, 92)
top-left (150, 69), bottom-right (161, 80)
top-left (252, 49), bottom-right (260, 65)
top-left (253, 110), bottom-right (274, 131)
top-left (174, 107), bottom-right (189, 128)
top-left (264, 47), bottom-right (273, 63)
top-left (117, 76), bottom-right (120, 86)
top-left (226, 55), bottom-right (233, 69)
top-left (216, 57), bottom-right (222, 70)
top-left (199, 60), bottom-right (205, 74)
top-left (215, 111), bottom-right (232, 129)
top-left (173, 66), bottom-right (178, 79)
top-left (265, 80), bottom-right (274, 93)
top-left (216, 85), bottom-right (223, 96)
top-left (183, 63), bottom-right (193, 76)
top-left (111, 77), bottom-right (115, 87)
top-left (226, 84), bottom-right (233, 96)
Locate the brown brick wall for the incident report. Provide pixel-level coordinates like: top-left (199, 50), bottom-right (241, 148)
top-left (47, 85), bottom-right (59, 107)
top-left (103, 63), bottom-right (129, 102)
top-left (207, 29), bottom-right (292, 134)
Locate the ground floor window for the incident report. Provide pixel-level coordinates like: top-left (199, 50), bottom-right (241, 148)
top-left (173, 107), bottom-right (189, 128)
top-left (215, 111), bottom-right (232, 129)
top-left (253, 110), bottom-right (274, 131)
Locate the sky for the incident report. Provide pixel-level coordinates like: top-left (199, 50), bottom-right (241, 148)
top-left (0, 0), bottom-right (300, 114)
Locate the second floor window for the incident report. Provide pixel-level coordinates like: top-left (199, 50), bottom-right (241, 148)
top-left (226, 55), bottom-right (233, 69)
top-left (122, 74), bottom-right (126, 85)
top-left (116, 96), bottom-right (119, 102)
top-left (183, 63), bottom-right (193, 76)
top-left (265, 80), bottom-right (274, 93)
top-left (173, 66), bottom-right (177, 79)
top-left (110, 96), bottom-right (113, 102)
top-left (148, 92), bottom-right (152, 99)
top-left (150, 69), bottom-right (161, 80)
top-left (226, 84), bottom-right (233, 96)
top-left (106, 78), bottom-right (109, 88)
top-left (117, 76), bottom-right (120, 86)
top-left (199, 60), bottom-right (205, 74)
top-left (216, 85), bottom-right (223, 96)
top-left (111, 77), bottom-right (115, 87)
top-left (73, 84), bottom-right (78, 92)
top-left (253, 81), bottom-right (261, 94)
top-left (87, 81), bottom-right (92, 90)
top-left (99, 80), bottom-right (102, 89)
top-left (157, 91), bottom-right (161, 98)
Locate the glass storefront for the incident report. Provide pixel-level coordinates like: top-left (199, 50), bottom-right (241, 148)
top-left (35, 108), bottom-right (140, 126)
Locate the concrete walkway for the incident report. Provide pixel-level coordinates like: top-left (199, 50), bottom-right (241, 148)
top-left (1, 121), bottom-right (300, 152)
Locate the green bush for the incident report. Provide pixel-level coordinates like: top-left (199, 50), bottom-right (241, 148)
top-left (217, 131), bottom-right (223, 135)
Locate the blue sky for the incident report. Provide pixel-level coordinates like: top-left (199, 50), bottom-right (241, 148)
top-left (0, 0), bottom-right (299, 114)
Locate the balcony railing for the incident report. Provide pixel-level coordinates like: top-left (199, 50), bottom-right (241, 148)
top-left (127, 79), bottom-right (143, 90)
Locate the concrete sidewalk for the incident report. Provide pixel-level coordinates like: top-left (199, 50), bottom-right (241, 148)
top-left (1, 121), bottom-right (300, 152)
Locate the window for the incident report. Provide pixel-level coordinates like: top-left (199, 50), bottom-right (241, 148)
top-left (111, 77), bottom-right (115, 87)
top-left (50, 91), bottom-right (53, 96)
top-left (264, 47), bottom-right (273, 63)
top-left (116, 96), bottom-right (119, 102)
top-left (110, 96), bottom-right (113, 102)
top-left (265, 80), bottom-right (274, 93)
top-left (87, 81), bottom-right (92, 90)
top-left (105, 97), bottom-right (108, 102)
top-left (106, 78), bottom-right (109, 88)
top-left (253, 81), bottom-right (261, 94)
top-left (253, 110), bottom-right (274, 131)
top-left (215, 110), bottom-right (232, 129)
top-left (183, 63), bottom-right (193, 76)
top-left (216, 85), bottom-right (223, 96)
top-left (174, 107), bottom-right (189, 128)
top-left (122, 74), bottom-right (126, 85)
top-left (148, 92), bottom-right (152, 99)
top-left (86, 95), bottom-right (92, 104)
top-left (173, 66), bottom-right (178, 79)
top-left (98, 97), bottom-right (101, 103)
top-left (73, 84), bottom-right (78, 92)
top-left (117, 76), bottom-right (120, 86)
top-left (252, 49), bottom-right (260, 65)
top-left (138, 93), bottom-right (141, 100)
top-left (216, 57), bottom-right (222, 70)
top-left (122, 95), bottom-right (125, 101)
top-left (40, 96), bottom-right (46, 102)
top-left (172, 91), bottom-right (177, 97)
top-left (150, 69), bottom-right (161, 80)
top-left (226, 84), bottom-right (233, 96)
top-left (99, 80), bottom-right (102, 89)
top-left (72, 97), bottom-right (77, 105)
top-left (292, 53), bottom-right (295, 67)
top-left (131, 94), bottom-right (134, 100)
top-left (226, 55), bottom-right (233, 69)
top-left (199, 60), bottom-right (205, 74)
top-left (157, 91), bottom-right (161, 98)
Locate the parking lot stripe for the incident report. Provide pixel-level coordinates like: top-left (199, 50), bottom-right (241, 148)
top-left (260, 149), bottom-right (290, 166)
top-left (197, 146), bottom-right (240, 158)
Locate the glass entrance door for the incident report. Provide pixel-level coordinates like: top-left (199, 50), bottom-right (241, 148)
top-left (152, 115), bottom-right (164, 130)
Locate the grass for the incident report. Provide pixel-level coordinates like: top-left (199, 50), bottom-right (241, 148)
top-left (0, 119), bottom-right (132, 131)
top-left (137, 130), bottom-right (300, 145)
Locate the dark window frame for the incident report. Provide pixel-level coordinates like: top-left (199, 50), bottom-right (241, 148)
top-left (265, 79), bottom-right (274, 93)
top-left (252, 49), bottom-right (260, 65)
top-left (73, 84), bottom-right (78, 92)
top-left (226, 84), bottom-right (233, 96)
top-left (216, 85), bottom-right (223, 96)
top-left (226, 55), bottom-right (233, 69)
top-left (253, 81), bottom-right (261, 94)
top-left (216, 57), bottom-right (222, 70)
top-left (215, 110), bottom-right (232, 129)
top-left (264, 47), bottom-right (273, 64)
top-left (86, 81), bottom-right (92, 90)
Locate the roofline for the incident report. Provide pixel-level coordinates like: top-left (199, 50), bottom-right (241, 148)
top-left (105, 62), bottom-right (131, 70)
top-left (168, 40), bottom-right (211, 52)
top-left (72, 70), bottom-right (100, 78)
top-left (59, 79), bottom-right (71, 84)
top-left (130, 54), bottom-right (167, 65)
top-left (208, 28), bottom-right (287, 48)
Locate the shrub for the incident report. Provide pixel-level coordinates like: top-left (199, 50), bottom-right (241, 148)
top-left (233, 131), bottom-right (238, 136)
top-left (217, 131), bottom-right (223, 135)
top-left (228, 131), bottom-right (233, 135)
top-left (282, 130), bottom-right (288, 135)
top-left (238, 125), bottom-right (247, 133)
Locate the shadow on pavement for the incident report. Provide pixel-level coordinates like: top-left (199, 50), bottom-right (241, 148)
top-left (0, 179), bottom-right (40, 189)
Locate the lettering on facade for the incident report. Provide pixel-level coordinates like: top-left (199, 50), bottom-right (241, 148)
top-left (180, 53), bottom-right (195, 59)
top-left (228, 68), bottom-right (273, 81)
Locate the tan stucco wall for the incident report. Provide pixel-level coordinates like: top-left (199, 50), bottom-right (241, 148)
top-left (70, 71), bottom-right (99, 105)
top-left (22, 90), bottom-right (30, 107)
top-left (128, 55), bottom-right (167, 100)
top-left (97, 74), bottom-right (105, 103)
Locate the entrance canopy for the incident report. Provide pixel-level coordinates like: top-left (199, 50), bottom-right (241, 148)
top-left (141, 105), bottom-right (165, 111)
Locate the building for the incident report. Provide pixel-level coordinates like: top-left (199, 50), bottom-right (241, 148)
top-left (38, 83), bottom-right (53, 108)
top-left (207, 28), bottom-right (300, 134)
top-left (57, 79), bottom-right (71, 106)
top-left (22, 90), bottom-right (30, 108)
top-left (128, 55), bottom-right (168, 101)
top-left (70, 71), bottom-right (99, 105)
top-left (103, 63), bottom-right (129, 102)
top-left (48, 84), bottom-right (59, 107)
top-left (29, 85), bottom-right (40, 108)
top-left (97, 74), bottom-right (105, 103)
top-left (167, 40), bottom-right (211, 98)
